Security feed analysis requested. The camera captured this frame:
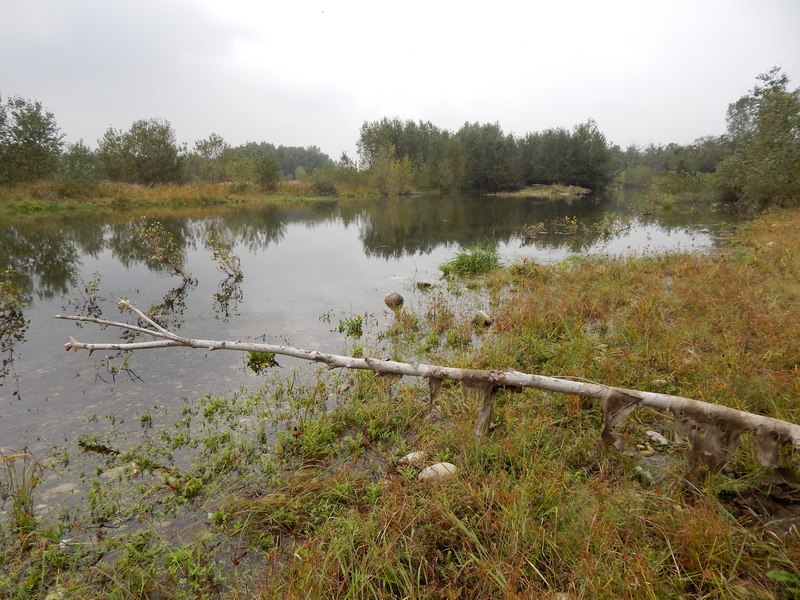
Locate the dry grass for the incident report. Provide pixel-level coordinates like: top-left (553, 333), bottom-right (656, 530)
top-left (490, 184), bottom-right (592, 199)
top-left (228, 208), bottom-right (800, 598)
top-left (0, 180), bottom-right (374, 215)
top-left (3, 208), bottom-right (800, 599)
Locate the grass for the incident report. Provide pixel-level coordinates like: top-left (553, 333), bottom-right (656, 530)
top-left (0, 180), bottom-right (377, 215)
top-left (440, 243), bottom-right (501, 277)
top-left (0, 449), bottom-right (43, 534)
top-left (2, 207), bottom-right (800, 598)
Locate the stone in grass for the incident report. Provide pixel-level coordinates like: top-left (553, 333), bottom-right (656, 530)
top-left (417, 462), bottom-right (457, 481)
top-left (646, 430), bottom-right (670, 446)
top-left (384, 291), bottom-right (404, 310)
top-left (398, 451), bottom-right (427, 466)
top-left (473, 310), bottom-right (493, 327)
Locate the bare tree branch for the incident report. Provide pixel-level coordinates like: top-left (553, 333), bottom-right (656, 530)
top-left (55, 301), bottom-right (800, 471)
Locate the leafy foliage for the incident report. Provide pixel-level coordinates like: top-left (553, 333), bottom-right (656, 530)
top-left (0, 95), bottom-right (64, 183)
top-left (256, 152), bottom-right (282, 192)
top-left (246, 350), bottom-right (279, 374)
top-left (358, 117), bottom-right (615, 193)
top-left (717, 67), bottom-right (800, 203)
top-left (520, 119), bottom-right (615, 189)
top-left (97, 118), bottom-right (185, 184)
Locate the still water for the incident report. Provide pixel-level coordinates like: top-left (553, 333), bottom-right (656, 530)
top-left (1, 192), bottom-right (727, 455)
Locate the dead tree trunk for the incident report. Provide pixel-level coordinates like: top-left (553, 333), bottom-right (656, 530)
top-left (56, 300), bottom-right (800, 473)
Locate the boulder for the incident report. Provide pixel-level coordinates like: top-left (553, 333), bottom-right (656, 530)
top-left (473, 310), bottom-right (493, 327)
top-left (398, 451), bottom-right (427, 466)
top-left (417, 462), bottom-right (457, 481)
top-left (645, 430), bottom-right (670, 446)
top-left (384, 291), bottom-right (404, 310)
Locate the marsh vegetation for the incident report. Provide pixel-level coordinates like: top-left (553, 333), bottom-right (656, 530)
top-left (0, 69), bottom-right (799, 597)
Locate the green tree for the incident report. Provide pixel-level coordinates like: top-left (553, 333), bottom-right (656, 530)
top-left (357, 118), bottom-right (449, 190)
top-left (456, 122), bottom-right (518, 191)
top-left (519, 120), bottom-right (613, 190)
top-left (55, 140), bottom-right (101, 196)
top-left (225, 155), bottom-right (255, 186)
top-left (256, 153), bottom-right (282, 192)
top-left (366, 145), bottom-right (415, 196)
top-left (97, 118), bottom-right (184, 184)
top-left (190, 133), bottom-right (229, 182)
top-left (275, 145), bottom-right (333, 178)
top-left (565, 119), bottom-right (614, 189)
top-left (717, 68), bottom-right (800, 202)
top-left (57, 141), bottom-right (100, 182)
top-left (0, 95), bottom-right (64, 183)
top-left (96, 127), bottom-right (132, 181)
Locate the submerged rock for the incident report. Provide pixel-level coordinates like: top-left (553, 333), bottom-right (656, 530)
top-left (384, 291), bottom-right (404, 310)
top-left (417, 462), bottom-right (457, 481)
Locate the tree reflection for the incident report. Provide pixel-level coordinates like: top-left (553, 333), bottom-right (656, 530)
top-left (354, 193), bottom-right (626, 258)
top-left (0, 191), bottom-right (726, 309)
top-left (0, 215), bottom-right (104, 299)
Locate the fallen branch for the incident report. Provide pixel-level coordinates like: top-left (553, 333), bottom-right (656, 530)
top-left (56, 299), bottom-right (800, 473)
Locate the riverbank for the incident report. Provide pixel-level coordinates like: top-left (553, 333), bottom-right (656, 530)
top-left (489, 183), bottom-right (592, 199)
top-left (1, 207), bottom-right (799, 598)
top-left (0, 180), bottom-right (376, 215)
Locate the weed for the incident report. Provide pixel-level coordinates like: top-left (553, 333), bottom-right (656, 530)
top-left (0, 449), bottom-right (43, 534)
top-left (440, 242), bottom-right (500, 276)
top-left (336, 313), bottom-right (364, 339)
top-left (246, 350), bottom-right (279, 374)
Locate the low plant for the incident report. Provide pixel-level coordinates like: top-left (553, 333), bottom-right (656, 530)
top-left (0, 449), bottom-right (43, 534)
top-left (336, 313), bottom-right (364, 339)
top-left (246, 350), bottom-right (279, 374)
top-left (439, 243), bottom-right (500, 276)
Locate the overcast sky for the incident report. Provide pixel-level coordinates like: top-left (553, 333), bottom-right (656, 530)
top-left (2, 0), bottom-right (798, 160)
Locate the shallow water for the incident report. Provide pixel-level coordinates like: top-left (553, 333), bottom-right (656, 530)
top-left (0, 191), bottom-right (730, 456)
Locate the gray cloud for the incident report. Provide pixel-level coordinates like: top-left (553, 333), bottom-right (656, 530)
top-left (2, 0), bottom-right (799, 159)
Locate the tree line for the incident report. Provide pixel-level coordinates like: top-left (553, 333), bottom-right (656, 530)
top-left (1, 68), bottom-right (797, 202)
top-left (0, 108), bottom-right (335, 193)
top-left (356, 118), bottom-right (615, 193)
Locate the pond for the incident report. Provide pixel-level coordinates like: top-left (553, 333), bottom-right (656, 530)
top-left (1, 191), bottom-right (730, 459)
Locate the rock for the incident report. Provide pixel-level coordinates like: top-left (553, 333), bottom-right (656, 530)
top-left (398, 451), bottom-right (426, 466)
top-left (384, 291), bottom-right (404, 310)
top-left (473, 310), bottom-right (493, 327)
top-left (45, 586), bottom-right (66, 600)
top-left (635, 453), bottom-right (675, 484)
top-left (417, 462), bottom-right (457, 481)
top-left (645, 430), bottom-right (670, 446)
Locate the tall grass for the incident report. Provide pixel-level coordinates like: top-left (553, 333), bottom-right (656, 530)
top-left (1, 209), bottom-right (799, 598)
top-left (1, 449), bottom-right (43, 534)
top-left (440, 243), bottom-right (501, 276)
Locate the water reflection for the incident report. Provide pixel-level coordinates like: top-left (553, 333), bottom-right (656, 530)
top-left (0, 216), bottom-right (103, 299)
top-left (0, 191), bottom-right (729, 301)
top-left (0, 191), bottom-right (736, 455)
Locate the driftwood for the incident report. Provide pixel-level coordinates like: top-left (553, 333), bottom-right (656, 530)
top-left (56, 300), bottom-right (800, 473)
